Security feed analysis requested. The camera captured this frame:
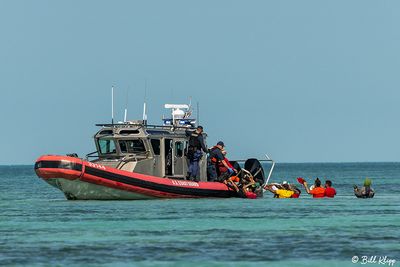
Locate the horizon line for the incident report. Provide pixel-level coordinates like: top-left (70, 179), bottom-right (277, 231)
top-left (1, 160), bottom-right (399, 166)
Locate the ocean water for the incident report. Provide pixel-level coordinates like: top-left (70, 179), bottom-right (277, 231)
top-left (1, 163), bottom-right (399, 267)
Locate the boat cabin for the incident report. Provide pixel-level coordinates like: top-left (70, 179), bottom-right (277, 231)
top-left (87, 105), bottom-right (208, 181)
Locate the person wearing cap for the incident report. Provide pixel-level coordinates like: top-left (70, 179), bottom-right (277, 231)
top-left (354, 178), bottom-right (375, 198)
top-left (264, 181), bottom-right (294, 198)
top-left (207, 141), bottom-right (234, 181)
top-left (185, 126), bottom-right (208, 181)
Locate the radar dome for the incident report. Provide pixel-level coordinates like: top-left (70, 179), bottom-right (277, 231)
top-left (172, 108), bottom-right (185, 119)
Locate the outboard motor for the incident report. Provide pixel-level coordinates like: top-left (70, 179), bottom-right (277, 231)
top-left (244, 158), bottom-right (265, 185)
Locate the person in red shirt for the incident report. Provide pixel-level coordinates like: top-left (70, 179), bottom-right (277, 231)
top-left (324, 180), bottom-right (336, 198)
top-left (289, 184), bottom-right (301, 198)
top-left (302, 178), bottom-right (325, 198)
top-left (218, 149), bottom-right (236, 175)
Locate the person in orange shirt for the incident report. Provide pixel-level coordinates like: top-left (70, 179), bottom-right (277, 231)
top-left (302, 178), bottom-right (325, 198)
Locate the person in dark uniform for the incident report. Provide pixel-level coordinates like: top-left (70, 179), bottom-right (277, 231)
top-left (185, 126), bottom-right (208, 181)
top-left (207, 141), bottom-right (235, 181)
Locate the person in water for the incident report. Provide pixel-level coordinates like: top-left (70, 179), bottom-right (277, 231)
top-left (242, 182), bottom-right (259, 199)
top-left (289, 184), bottom-right (301, 198)
top-left (220, 150), bottom-right (240, 191)
top-left (241, 175), bottom-right (256, 195)
top-left (354, 178), bottom-right (375, 198)
top-left (224, 174), bottom-right (240, 192)
top-left (302, 178), bottom-right (325, 198)
top-left (265, 181), bottom-right (294, 198)
top-left (324, 180), bottom-right (336, 198)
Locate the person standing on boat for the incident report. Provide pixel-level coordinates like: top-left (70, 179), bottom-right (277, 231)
top-left (207, 141), bottom-right (235, 181)
top-left (186, 126), bottom-right (208, 181)
top-left (218, 149), bottom-right (236, 174)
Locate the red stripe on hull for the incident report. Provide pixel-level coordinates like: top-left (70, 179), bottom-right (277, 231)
top-left (81, 161), bottom-right (229, 191)
top-left (35, 168), bottom-right (81, 180)
top-left (81, 172), bottom-right (196, 198)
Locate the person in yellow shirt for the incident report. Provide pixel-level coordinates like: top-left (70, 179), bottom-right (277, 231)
top-left (264, 181), bottom-right (294, 198)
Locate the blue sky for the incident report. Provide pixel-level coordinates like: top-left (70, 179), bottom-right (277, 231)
top-left (0, 1), bottom-right (399, 164)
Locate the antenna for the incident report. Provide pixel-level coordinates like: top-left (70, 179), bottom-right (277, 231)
top-left (123, 89), bottom-right (129, 122)
top-left (196, 101), bottom-right (200, 126)
top-left (142, 80), bottom-right (148, 124)
top-left (184, 96), bottom-right (193, 119)
top-left (111, 86), bottom-right (114, 125)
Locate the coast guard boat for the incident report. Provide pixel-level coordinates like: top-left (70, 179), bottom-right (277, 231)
top-left (35, 103), bottom-right (275, 200)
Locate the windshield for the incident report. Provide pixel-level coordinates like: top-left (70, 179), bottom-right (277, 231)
top-left (119, 139), bottom-right (146, 154)
top-left (98, 139), bottom-right (116, 154)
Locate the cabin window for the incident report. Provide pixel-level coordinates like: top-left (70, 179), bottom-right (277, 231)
top-left (99, 130), bottom-right (113, 135)
top-left (119, 139), bottom-right (146, 154)
top-left (119, 130), bottom-right (140, 135)
top-left (150, 139), bottom-right (161, 155)
top-left (175, 141), bottom-right (184, 157)
top-left (98, 139), bottom-right (116, 154)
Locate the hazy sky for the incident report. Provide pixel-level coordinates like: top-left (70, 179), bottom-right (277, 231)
top-left (0, 1), bottom-right (399, 164)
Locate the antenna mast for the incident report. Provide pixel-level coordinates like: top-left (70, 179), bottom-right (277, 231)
top-left (111, 86), bottom-right (114, 125)
top-left (142, 80), bottom-right (148, 124)
top-left (124, 89), bottom-right (128, 122)
top-left (184, 96), bottom-right (193, 119)
top-left (196, 101), bottom-right (200, 126)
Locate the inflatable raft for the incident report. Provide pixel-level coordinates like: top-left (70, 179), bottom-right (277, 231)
top-left (35, 155), bottom-right (240, 200)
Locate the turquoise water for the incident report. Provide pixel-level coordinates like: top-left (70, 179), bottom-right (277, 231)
top-left (1, 163), bottom-right (399, 266)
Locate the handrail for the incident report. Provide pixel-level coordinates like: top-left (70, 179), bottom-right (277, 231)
top-left (85, 151), bottom-right (98, 161)
top-left (95, 123), bottom-right (195, 130)
top-left (263, 154), bottom-right (275, 186)
top-left (232, 159), bottom-right (274, 162)
top-left (232, 154), bottom-right (275, 187)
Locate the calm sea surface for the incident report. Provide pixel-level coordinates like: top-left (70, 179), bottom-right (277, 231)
top-left (1, 163), bottom-right (399, 267)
